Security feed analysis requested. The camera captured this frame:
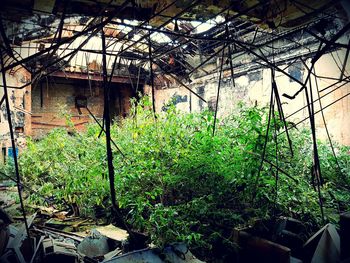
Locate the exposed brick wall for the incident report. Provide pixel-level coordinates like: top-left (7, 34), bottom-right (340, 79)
top-left (31, 77), bottom-right (134, 138)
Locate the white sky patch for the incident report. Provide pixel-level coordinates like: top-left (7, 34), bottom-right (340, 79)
top-left (118, 25), bottom-right (133, 34)
top-left (191, 20), bottom-right (215, 33)
top-left (191, 15), bottom-right (225, 34)
top-left (150, 32), bottom-right (172, 43)
top-left (124, 19), bottom-right (140, 26)
top-left (215, 15), bottom-right (225, 24)
top-left (132, 34), bottom-right (142, 41)
top-left (131, 34), bottom-right (148, 50)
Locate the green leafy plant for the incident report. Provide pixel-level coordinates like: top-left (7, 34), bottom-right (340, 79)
top-left (7, 96), bottom-right (350, 259)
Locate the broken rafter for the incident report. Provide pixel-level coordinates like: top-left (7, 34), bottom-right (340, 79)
top-left (2, 0), bottom-right (131, 72)
top-left (340, 39), bottom-right (350, 80)
top-left (271, 73), bottom-right (293, 157)
top-left (131, 22), bottom-right (308, 85)
top-left (180, 18), bottom-right (338, 81)
top-left (130, 0), bottom-right (248, 58)
top-left (212, 47), bottom-right (225, 137)
top-left (281, 76), bottom-right (350, 122)
top-left (253, 72), bottom-right (274, 201)
top-left (46, 0), bottom-right (68, 62)
top-left (0, 18), bottom-right (31, 73)
top-left (49, 71), bottom-right (143, 84)
top-left (282, 22), bottom-right (350, 100)
top-left (103, 0), bottom-right (191, 98)
top-left (280, 85), bottom-right (350, 135)
top-left (105, 0), bottom-right (181, 50)
top-left (305, 29), bottom-right (349, 50)
top-left (105, 0), bottom-right (203, 62)
top-left (148, 31), bottom-right (157, 117)
top-left (150, 2), bottom-right (265, 62)
top-left (305, 69), bottom-right (325, 225)
top-left (0, 94), bottom-right (4, 107)
top-left (226, 24), bottom-right (236, 87)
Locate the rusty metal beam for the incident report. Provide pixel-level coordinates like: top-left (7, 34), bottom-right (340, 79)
top-left (2, 0), bottom-right (130, 72)
top-left (49, 71), bottom-right (145, 84)
top-left (105, 0), bottom-right (202, 61)
top-left (148, 32), bottom-right (156, 117)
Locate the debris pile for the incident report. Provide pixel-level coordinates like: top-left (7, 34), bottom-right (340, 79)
top-left (0, 208), bottom-right (204, 263)
top-left (1, 205), bottom-right (350, 263)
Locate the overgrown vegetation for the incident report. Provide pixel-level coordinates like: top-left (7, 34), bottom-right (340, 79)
top-left (1, 97), bottom-right (350, 258)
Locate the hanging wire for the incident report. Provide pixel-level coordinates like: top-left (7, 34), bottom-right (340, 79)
top-left (253, 81), bottom-right (274, 201)
top-left (212, 46), bottom-right (225, 137)
top-left (306, 71), bottom-right (325, 225)
top-left (313, 67), bottom-right (344, 178)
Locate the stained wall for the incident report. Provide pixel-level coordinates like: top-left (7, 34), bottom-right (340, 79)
top-left (0, 66), bottom-right (31, 163)
top-left (151, 51), bottom-right (350, 146)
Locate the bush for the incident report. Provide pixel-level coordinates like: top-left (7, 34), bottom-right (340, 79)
top-left (7, 96), bottom-right (350, 252)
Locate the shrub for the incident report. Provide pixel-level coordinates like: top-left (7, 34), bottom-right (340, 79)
top-left (6, 96), bottom-right (349, 251)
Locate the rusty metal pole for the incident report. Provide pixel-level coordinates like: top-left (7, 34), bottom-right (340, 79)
top-left (212, 47), bottom-right (225, 137)
top-left (101, 26), bottom-right (117, 210)
top-left (0, 51), bottom-right (30, 237)
top-left (148, 32), bottom-right (157, 117)
top-left (101, 24), bottom-right (134, 239)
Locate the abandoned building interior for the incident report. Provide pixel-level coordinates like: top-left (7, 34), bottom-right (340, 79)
top-left (0, 0), bottom-right (350, 262)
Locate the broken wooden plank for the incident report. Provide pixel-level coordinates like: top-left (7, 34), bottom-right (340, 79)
top-left (95, 224), bottom-right (128, 242)
top-left (233, 229), bottom-right (291, 263)
top-left (34, 225), bottom-right (85, 242)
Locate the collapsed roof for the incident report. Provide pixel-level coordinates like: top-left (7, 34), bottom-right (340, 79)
top-left (0, 0), bottom-right (349, 91)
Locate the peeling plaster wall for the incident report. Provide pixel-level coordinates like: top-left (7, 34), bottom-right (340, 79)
top-left (0, 66), bottom-right (31, 163)
top-left (152, 51), bottom-right (350, 146)
top-left (312, 50), bottom-right (350, 145)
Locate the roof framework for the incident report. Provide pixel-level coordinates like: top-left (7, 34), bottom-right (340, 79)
top-left (1, 0), bottom-right (349, 85)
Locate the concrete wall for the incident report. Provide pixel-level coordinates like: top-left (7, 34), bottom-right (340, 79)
top-left (151, 51), bottom-right (350, 146)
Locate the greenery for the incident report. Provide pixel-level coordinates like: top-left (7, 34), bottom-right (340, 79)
top-left (1, 96), bottom-right (349, 258)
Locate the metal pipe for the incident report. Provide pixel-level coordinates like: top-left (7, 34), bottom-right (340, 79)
top-left (148, 32), bottom-right (156, 117)
top-left (101, 26), bottom-right (117, 210)
top-left (2, 0), bottom-right (131, 72)
top-left (212, 47), bottom-right (225, 136)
